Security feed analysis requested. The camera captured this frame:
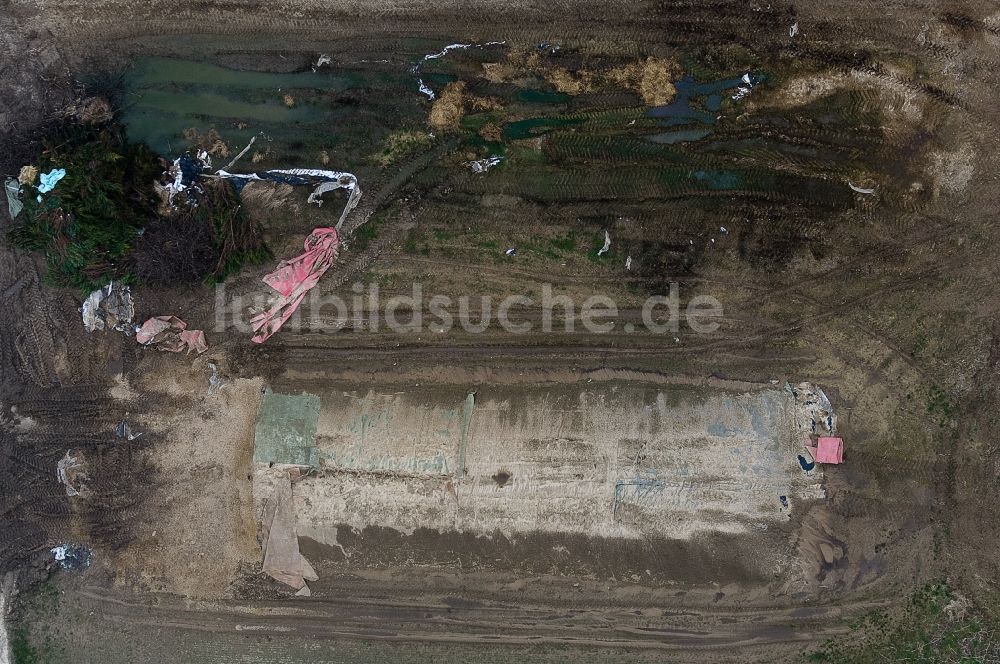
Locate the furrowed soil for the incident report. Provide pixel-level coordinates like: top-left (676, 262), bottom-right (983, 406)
top-left (3, 0), bottom-right (1000, 662)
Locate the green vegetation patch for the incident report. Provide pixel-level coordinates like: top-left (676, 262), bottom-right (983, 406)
top-left (9, 123), bottom-right (160, 291)
top-left (809, 582), bottom-right (998, 663)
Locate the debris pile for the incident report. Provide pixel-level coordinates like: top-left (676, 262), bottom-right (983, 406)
top-left (788, 382), bottom-right (846, 467)
top-left (136, 316), bottom-right (208, 354)
top-left (50, 544), bottom-right (92, 570)
top-left (81, 282), bottom-right (134, 333)
top-left (467, 155), bottom-right (502, 173)
top-left (160, 151), bottom-right (212, 207)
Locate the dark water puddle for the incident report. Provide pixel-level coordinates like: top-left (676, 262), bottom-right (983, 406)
top-left (647, 73), bottom-right (761, 125)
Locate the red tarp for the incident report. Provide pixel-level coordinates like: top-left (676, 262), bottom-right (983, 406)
top-left (815, 436), bottom-right (844, 464)
top-left (251, 228), bottom-right (339, 344)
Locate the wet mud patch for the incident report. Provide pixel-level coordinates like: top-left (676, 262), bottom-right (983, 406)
top-left (301, 525), bottom-right (775, 586)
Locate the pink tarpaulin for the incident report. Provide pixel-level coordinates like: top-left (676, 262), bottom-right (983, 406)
top-left (815, 437), bottom-right (844, 464)
top-left (251, 227), bottom-right (340, 343)
top-left (136, 316), bottom-right (208, 354)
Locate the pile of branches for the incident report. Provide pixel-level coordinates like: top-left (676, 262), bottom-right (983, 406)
top-left (134, 179), bottom-right (270, 285)
top-left (132, 214), bottom-right (218, 286)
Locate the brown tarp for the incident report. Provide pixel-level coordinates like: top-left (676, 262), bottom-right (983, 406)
top-left (260, 471), bottom-right (317, 590)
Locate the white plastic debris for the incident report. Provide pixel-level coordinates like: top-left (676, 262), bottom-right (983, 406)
top-left (417, 79), bottom-right (435, 100)
top-left (216, 168), bottom-right (362, 229)
top-left (424, 42), bottom-right (474, 61)
top-left (115, 420), bottom-right (142, 440)
top-left (81, 282), bottom-right (134, 333)
top-left (731, 73), bottom-right (757, 101)
top-left (848, 181), bottom-right (876, 194)
top-left (56, 451), bottom-right (89, 497)
top-left (467, 156), bottom-right (502, 173)
top-left (50, 544), bottom-right (92, 570)
top-left (313, 54), bottom-right (331, 71)
top-left (504, 248), bottom-right (517, 256)
top-left (4, 178), bottom-right (22, 218)
top-left (790, 22), bottom-right (799, 37)
top-left (625, 255), bottom-right (632, 270)
top-left (720, 225), bottom-right (728, 234)
top-left (597, 230), bottom-right (611, 257)
top-left (413, 41), bottom-right (506, 99)
top-left (208, 362), bottom-right (226, 394)
top-left (223, 134), bottom-right (259, 171)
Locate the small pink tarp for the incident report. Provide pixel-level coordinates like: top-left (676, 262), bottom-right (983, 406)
top-left (136, 316), bottom-right (208, 354)
top-left (815, 436), bottom-right (844, 464)
top-left (251, 227), bottom-right (339, 344)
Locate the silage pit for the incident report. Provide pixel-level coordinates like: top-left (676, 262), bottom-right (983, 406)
top-left (259, 382), bottom-right (826, 549)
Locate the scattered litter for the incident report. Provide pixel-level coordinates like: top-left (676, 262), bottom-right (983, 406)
top-left (56, 451), bottom-right (89, 497)
top-left (731, 72), bottom-right (758, 101)
top-left (790, 22), bottom-right (799, 37)
top-left (18, 165), bottom-right (38, 186)
top-left (848, 181), bottom-right (876, 195)
top-left (51, 544), bottom-right (92, 570)
top-left (625, 255), bottom-right (632, 270)
top-left (720, 225), bottom-right (728, 234)
top-left (4, 178), bottom-right (22, 219)
top-left (115, 420), bottom-right (142, 440)
top-left (216, 168), bottom-right (361, 229)
top-left (778, 495), bottom-right (789, 508)
top-left (136, 316), bottom-right (208, 354)
top-left (797, 454), bottom-right (816, 472)
top-left (260, 472), bottom-right (318, 590)
top-left (597, 230), bottom-right (612, 257)
top-left (208, 362), bottom-right (226, 394)
top-left (37, 168), bottom-right (66, 195)
top-left (504, 247), bottom-right (517, 257)
top-left (251, 228), bottom-right (340, 343)
top-left (467, 155), bottom-right (502, 173)
top-left (81, 282), bottom-right (134, 333)
top-left (813, 436), bottom-right (844, 464)
top-left (312, 54), bottom-right (331, 71)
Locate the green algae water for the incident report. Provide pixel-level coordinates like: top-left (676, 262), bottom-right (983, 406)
top-left (121, 57), bottom-right (422, 169)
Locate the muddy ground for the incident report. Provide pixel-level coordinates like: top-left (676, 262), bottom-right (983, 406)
top-left (2, 0), bottom-right (1000, 662)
